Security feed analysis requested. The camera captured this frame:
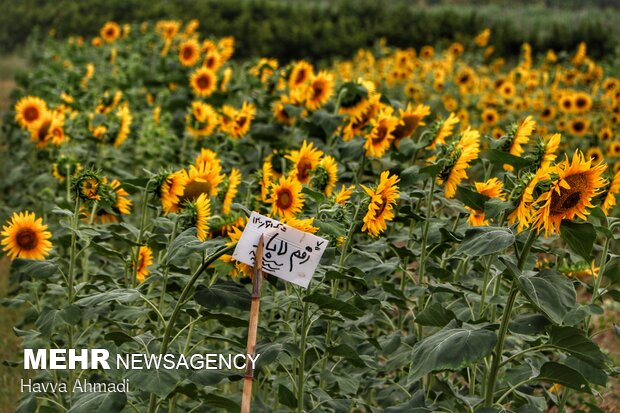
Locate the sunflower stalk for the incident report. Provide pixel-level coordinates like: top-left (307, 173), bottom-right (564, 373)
top-left (484, 230), bottom-right (537, 407)
top-left (146, 243), bottom-right (236, 413)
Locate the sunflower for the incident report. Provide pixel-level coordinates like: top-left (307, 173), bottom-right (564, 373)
top-left (539, 106), bottom-right (556, 122)
top-left (364, 108), bottom-right (400, 158)
top-left (90, 179), bottom-right (133, 224)
top-left (481, 108), bottom-right (499, 126)
top-left (361, 171), bottom-right (400, 237)
top-left (134, 246), bottom-right (153, 283)
top-left (338, 79), bottom-right (377, 120)
top-left (598, 127), bottom-right (613, 142)
top-left (607, 142), bottom-right (620, 158)
top-left (221, 226), bottom-right (252, 278)
top-left (189, 67), bottom-right (217, 97)
top-left (508, 167), bottom-right (548, 232)
top-left (288, 60), bottom-right (314, 90)
top-left (260, 158), bottom-right (274, 203)
top-left (601, 169), bottom-right (620, 215)
top-left (113, 104), bottom-right (132, 147)
top-left (392, 103), bottom-right (431, 144)
top-left (429, 112), bottom-right (459, 149)
top-left (437, 127), bottom-right (481, 199)
top-left (14, 96), bottom-right (47, 129)
top-left (222, 168), bottom-right (242, 215)
top-left (270, 176), bottom-right (304, 218)
top-left (310, 155), bottom-right (338, 196)
top-left (586, 147), bottom-right (604, 165)
top-left (504, 116), bottom-right (536, 171)
top-left (499, 81), bottom-right (515, 99)
top-left (558, 94), bottom-right (574, 113)
top-left (286, 140), bottom-right (324, 184)
top-left (341, 95), bottom-right (380, 141)
top-left (28, 111), bottom-right (65, 149)
top-left (220, 67), bottom-right (232, 92)
top-left (203, 49), bottom-right (222, 72)
top-left (220, 102), bottom-right (256, 139)
top-left (52, 158), bottom-right (82, 182)
top-left (100, 22), bottom-right (121, 43)
top-left (536, 133), bottom-right (561, 171)
top-left (193, 193), bottom-right (211, 241)
top-left (568, 118), bottom-right (589, 137)
top-left (272, 97), bottom-right (296, 126)
top-left (180, 162), bottom-right (225, 201)
top-left (1, 211), bottom-right (53, 260)
top-left (573, 92), bottom-right (592, 113)
top-left (186, 101), bottom-right (219, 137)
top-left (110, 179), bottom-right (132, 215)
top-left (474, 29), bottom-right (491, 47)
top-left (178, 39), bottom-right (201, 67)
top-left (532, 151), bottom-right (607, 236)
top-left (335, 185), bottom-right (355, 206)
top-left (466, 178), bottom-right (505, 226)
top-left (195, 148), bottom-right (220, 168)
top-left (159, 170), bottom-right (186, 213)
top-left (305, 71), bottom-right (334, 111)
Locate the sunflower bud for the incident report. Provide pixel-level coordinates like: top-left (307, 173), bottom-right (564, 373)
top-left (74, 171), bottom-right (102, 201)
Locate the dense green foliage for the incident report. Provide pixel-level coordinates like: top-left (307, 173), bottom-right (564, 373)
top-left (1, 0), bottom-right (619, 62)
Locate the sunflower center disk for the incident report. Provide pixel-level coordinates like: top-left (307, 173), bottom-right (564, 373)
top-left (16, 228), bottom-right (38, 250)
top-left (549, 174), bottom-right (588, 215)
top-left (277, 190), bottom-right (293, 209)
top-left (24, 107), bottom-right (39, 121)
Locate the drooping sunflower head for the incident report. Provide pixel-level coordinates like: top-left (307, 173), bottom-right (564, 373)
top-left (309, 155), bottom-right (338, 196)
top-left (74, 171), bottom-right (102, 201)
top-left (437, 128), bottom-right (481, 199)
top-left (14, 96), bottom-right (47, 129)
top-left (466, 177), bottom-right (506, 226)
top-left (305, 71), bottom-right (334, 111)
top-left (601, 169), bottom-right (620, 215)
top-left (335, 185), bottom-right (355, 206)
top-left (429, 112), bottom-right (460, 149)
top-left (52, 157), bottom-right (82, 183)
top-left (364, 108), bottom-right (401, 158)
top-left (532, 151), bottom-right (608, 236)
top-left (134, 246), bottom-right (153, 283)
top-left (180, 162), bottom-right (225, 202)
top-left (286, 140), bottom-right (324, 184)
top-left (288, 60), bottom-right (314, 90)
top-left (113, 104), bottom-right (132, 147)
top-left (360, 171), bottom-right (400, 237)
top-left (392, 103), bottom-right (431, 143)
top-left (270, 175), bottom-right (304, 218)
top-left (222, 168), bottom-right (242, 215)
top-left (189, 67), bottom-right (217, 97)
top-left (532, 133), bottom-right (561, 171)
top-left (1, 211), bottom-right (53, 260)
top-left (338, 79), bottom-right (377, 120)
top-left (156, 170), bottom-right (187, 214)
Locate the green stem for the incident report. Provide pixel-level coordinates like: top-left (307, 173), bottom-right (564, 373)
top-left (297, 300), bottom-right (310, 413)
top-left (146, 243), bottom-right (235, 413)
top-left (67, 195), bottom-right (80, 303)
top-left (131, 181), bottom-right (151, 287)
top-left (484, 231), bottom-right (536, 407)
top-left (586, 237), bottom-right (610, 334)
top-left (478, 254), bottom-right (496, 319)
top-left (416, 177), bottom-right (435, 341)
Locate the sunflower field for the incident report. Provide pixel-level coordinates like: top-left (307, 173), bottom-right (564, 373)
top-left (1, 15), bottom-right (620, 413)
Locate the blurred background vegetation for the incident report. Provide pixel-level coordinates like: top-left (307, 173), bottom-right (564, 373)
top-left (0, 0), bottom-right (619, 63)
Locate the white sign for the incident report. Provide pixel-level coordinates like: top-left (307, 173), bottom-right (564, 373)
top-left (232, 212), bottom-right (328, 288)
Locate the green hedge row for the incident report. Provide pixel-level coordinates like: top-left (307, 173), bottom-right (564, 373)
top-left (1, 0), bottom-right (618, 62)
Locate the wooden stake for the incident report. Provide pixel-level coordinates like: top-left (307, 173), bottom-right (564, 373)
top-left (241, 235), bottom-right (264, 413)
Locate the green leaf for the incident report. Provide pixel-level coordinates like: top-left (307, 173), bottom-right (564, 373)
top-left (194, 281), bottom-right (251, 311)
top-left (456, 227), bottom-right (515, 256)
top-left (548, 326), bottom-right (608, 368)
top-left (74, 289), bottom-right (140, 307)
top-left (67, 391), bottom-right (127, 413)
top-left (278, 383), bottom-right (298, 408)
top-left (304, 293), bottom-right (364, 319)
top-left (485, 149), bottom-right (531, 169)
top-left (516, 269), bottom-right (577, 325)
top-left (415, 302), bottom-right (456, 327)
top-left (327, 344), bottom-right (368, 367)
top-left (535, 362), bottom-right (591, 393)
top-left (124, 368), bottom-right (180, 398)
top-left (408, 321), bottom-right (497, 382)
top-left (508, 314), bottom-right (551, 335)
top-left (36, 307), bottom-right (64, 336)
top-left (457, 185), bottom-right (489, 211)
top-left (564, 356), bottom-right (607, 386)
top-left (10, 259), bottom-right (58, 280)
top-left (166, 228), bottom-right (222, 265)
top-left (187, 370), bottom-right (241, 387)
top-left (560, 220), bottom-right (596, 261)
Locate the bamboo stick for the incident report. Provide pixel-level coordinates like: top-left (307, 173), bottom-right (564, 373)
top-left (241, 235), bottom-right (264, 413)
